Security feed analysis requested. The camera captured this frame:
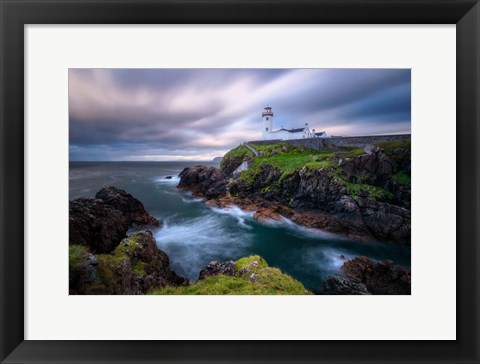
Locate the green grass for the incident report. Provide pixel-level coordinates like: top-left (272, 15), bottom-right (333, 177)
top-left (150, 255), bottom-right (311, 295)
top-left (235, 255), bottom-right (268, 270)
top-left (250, 142), bottom-right (305, 157)
top-left (336, 148), bottom-right (366, 159)
top-left (392, 171), bottom-right (411, 186)
top-left (220, 145), bottom-right (254, 170)
top-left (133, 261), bottom-right (146, 276)
top-left (88, 233), bottom-right (147, 293)
top-left (260, 151), bottom-right (336, 172)
top-left (346, 182), bottom-right (395, 199)
top-left (231, 141), bottom-right (406, 202)
top-left (69, 245), bottom-right (89, 270)
top-left (238, 149), bottom-right (336, 184)
top-left (374, 140), bottom-right (411, 156)
top-left (114, 232), bottom-right (143, 257)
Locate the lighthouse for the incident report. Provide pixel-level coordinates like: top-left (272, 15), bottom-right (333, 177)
top-left (262, 106), bottom-right (274, 140)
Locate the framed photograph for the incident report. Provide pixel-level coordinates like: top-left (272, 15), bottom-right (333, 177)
top-left (1, 0), bottom-right (479, 363)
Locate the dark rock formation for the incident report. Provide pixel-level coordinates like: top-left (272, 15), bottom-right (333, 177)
top-left (198, 260), bottom-right (237, 280)
top-left (178, 165), bottom-right (226, 198)
top-left (337, 148), bottom-right (411, 209)
top-left (221, 154), bottom-right (252, 177)
top-left (177, 142), bottom-right (411, 244)
top-left (95, 187), bottom-right (159, 227)
top-left (70, 231), bottom-right (188, 295)
top-left (340, 256), bottom-right (411, 295)
top-left (70, 187), bottom-right (160, 254)
top-left (69, 197), bottom-right (129, 253)
top-left (323, 275), bottom-right (371, 295)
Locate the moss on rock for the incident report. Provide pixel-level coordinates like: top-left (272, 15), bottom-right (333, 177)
top-left (70, 231), bottom-right (187, 295)
top-left (69, 245), bottom-right (89, 270)
top-left (234, 255), bottom-right (268, 270)
top-left (151, 255), bottom-right (311, 295)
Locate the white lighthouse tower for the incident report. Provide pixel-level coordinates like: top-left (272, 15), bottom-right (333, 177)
top-left (262, 106), bottom-right (274, 140)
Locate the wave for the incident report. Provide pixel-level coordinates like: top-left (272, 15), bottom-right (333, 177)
top-left (292, 246), bottom-right (354, 281)
top-left (209, 205), bottom-right (255, 230)
top-left (279, 216), bottom-right (345, 240)
top-left (182, 196), bottom-right (204, 204)
top-left (155, 214), bottom-right (252, 281)
top-left (240, 210), bottom-right (342, 240)
top-left (153, 175), bottom-right (180, 185)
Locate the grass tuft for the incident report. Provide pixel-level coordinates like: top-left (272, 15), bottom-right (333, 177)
top-left (392, 171), bottom-right (411, 186)
top-left (69, 245), bottom-right (89, 270)
top-left (150, 255), bottom-right (311, 295)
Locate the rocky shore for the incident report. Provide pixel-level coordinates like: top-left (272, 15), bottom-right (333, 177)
top-left (69, 187), bottom-right (187, 294)
top-left (69, 184), bottom-right (411, 295)
top-left (177, 140), bottom-right (411, 244)
top-left (322, 256), bottom-right (411, 295)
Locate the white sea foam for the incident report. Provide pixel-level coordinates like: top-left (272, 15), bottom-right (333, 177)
top-left (210, 205), bottom-right (255, 230)
top-left (321, 248), bottom-right (353, 269)
top-left (253, 213), bottom-right (341, 240)
top-left (181, 196), bottom-right (204, 204)
top-left (155, 214), bottom-right (252, 280)
top-left (154, 175), bottom-right (180, 185)
top-left (281, 218), bottom-right (342, 240)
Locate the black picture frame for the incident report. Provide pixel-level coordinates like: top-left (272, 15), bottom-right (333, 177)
top-left (1, 0), bottom-right (479, 363)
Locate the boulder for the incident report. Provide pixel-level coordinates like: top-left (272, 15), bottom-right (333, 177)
top-left (323, 275), bottom-right (371, 295)
top-left (95, 186), bottom-right (159, 227)
top-left (253, 207), bottom-right (283, 222)
top-left (178, 165), bottom-right (226, 198)
top-left (69, 197), bottom-right (129, 253)
top-left (198, 260), bottom-right (237, 280)
top-left (70, 187), bottom-right (160, 253)
top-left (341, 256), bottom-right (411, 295)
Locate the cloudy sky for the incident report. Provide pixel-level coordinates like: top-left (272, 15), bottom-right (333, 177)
top-left (69, 68), bottom-right (411, 161)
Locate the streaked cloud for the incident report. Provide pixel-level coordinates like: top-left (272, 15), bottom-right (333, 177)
top-left (69, 68), bottom-right (411, 161)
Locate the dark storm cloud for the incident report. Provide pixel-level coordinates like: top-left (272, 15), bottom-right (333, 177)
top-left (69, 68), bottom-right (411, 161)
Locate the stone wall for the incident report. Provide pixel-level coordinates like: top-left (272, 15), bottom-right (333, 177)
top-left (248, 134), bottom-right (410, 151)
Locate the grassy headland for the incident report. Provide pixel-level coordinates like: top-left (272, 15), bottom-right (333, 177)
top-left (150, 255), bottom-right (311, 295)
top-left (226, 140), bottom-right (411, 202)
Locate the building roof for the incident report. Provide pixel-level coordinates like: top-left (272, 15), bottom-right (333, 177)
top-left (315, 131), bottom-right (325, 136)
top-left (287, 128), bottom-right (306, 133)
top-left (277, 127), bottom-right (306, 133)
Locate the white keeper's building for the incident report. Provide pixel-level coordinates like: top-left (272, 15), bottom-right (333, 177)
top-left (261, 106), bottom-right (327, 141)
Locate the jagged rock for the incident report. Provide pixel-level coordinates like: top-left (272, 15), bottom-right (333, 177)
top-left (69, 197), bottom-right (129, 253)
top-left (70, 231), bottom-right (188, 295)
top-left (341, 256), bottom-right (411, 295)
top-left (95, 187), bottom-right (159, 227)
top-left (352, 197), bottom-right (411, 243)
top-left (198, 260), bottom-right (237, 280)
top-left (253, 207), bottom-right (283, 222)
top-left (205, 180), bottom-right (228, 200)
top-left (70, 187), bottom-right (160, 253)
top-left (323, 275), bottom-right (371, 295)
top-left (177, 141), bottom-right (411, 244)
top-left (178, 165), bottom-right (225, 198)
top-left (221, 153), bottom-right (253, 177)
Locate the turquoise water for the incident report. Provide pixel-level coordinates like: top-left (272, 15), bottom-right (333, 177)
top-left (70, 161), bottom-right (411, 292)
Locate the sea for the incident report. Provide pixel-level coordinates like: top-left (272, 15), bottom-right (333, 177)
top-left (70, 161), bottom-right (411, 292)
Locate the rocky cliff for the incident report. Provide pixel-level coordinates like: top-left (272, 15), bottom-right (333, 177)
top-left (69, 187), bottom-right (187, 294)
top-left (69, 231), bottom-right (188, 295)
top-left (70, 186), bottom-right (160, 254)
top-left (177, 140), bottom-right (411, 244)
top-left (323, 256), bottom-right (411, 295)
